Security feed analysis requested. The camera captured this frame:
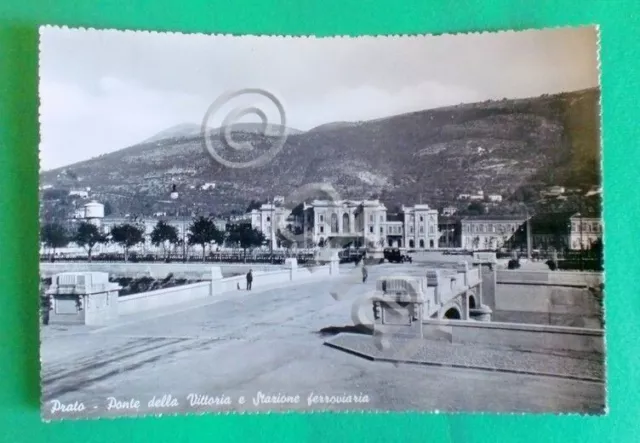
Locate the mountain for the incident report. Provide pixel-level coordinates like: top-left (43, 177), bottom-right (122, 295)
top-left (40, 88), bottom-right (601, 216)
top-left (141, 123), bottom-right (204, 144)
top-left (142, 122), bottom-right (303, 144)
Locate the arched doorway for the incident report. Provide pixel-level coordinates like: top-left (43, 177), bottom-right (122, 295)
top-left (331, 213), bottom-right (338, 233)
top-left (419, 239), bottom-right (425, 248)
top-left (342, 213), bottom-right (350, 233)
top-left (443, 307), bottom-right (461, 319)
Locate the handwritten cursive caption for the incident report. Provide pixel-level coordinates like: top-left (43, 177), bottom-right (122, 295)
top-left (47, 392), bottom-right (371, 414)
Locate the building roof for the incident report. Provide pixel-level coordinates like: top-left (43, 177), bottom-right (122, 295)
top-left (570, 211), bottom-right (602, 219)
top-left (461, 214), bottom-right (527, 222)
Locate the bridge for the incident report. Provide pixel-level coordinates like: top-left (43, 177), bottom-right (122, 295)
top-left (40, 253), bottom-right (604, 419)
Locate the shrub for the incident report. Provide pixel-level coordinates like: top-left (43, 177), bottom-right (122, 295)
top-left (507, 259), bottom-right (521, 270)
top-left (546, 260), bottom-right (557, 271)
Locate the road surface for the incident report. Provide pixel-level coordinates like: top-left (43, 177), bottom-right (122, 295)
top-left (41, 263), bottom-right (605, 419)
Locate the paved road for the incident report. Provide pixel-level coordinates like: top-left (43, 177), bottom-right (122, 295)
top-left (41, 263), bottom-right (605, 419)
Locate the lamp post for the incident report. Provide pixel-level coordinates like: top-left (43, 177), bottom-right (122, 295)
top-left (270, 200), bottom-right (275, 256)
top-left (170, 184), bottom-right (187, 263)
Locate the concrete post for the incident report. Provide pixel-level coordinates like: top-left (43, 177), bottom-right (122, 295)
top-left (426, 270), bottom-right (440, 304)
top-left (285, 257), bottom-right (298, 281)
top-left (456, 261), bottom-right (469, 286)
top-left (329, 252), bottom-right (340, 276)
top-left (209, 266), bottom-right (223, 296)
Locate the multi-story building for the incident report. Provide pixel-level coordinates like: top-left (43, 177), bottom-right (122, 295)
top-left (460, 215), bottom-right (526, 250)
top-left (249, 199), bottom-right (439, 250)
top-left (569, 212), bottom-right (603, 250)
top-left (401, 204), bottom-right (439, 249)
top-left (249, 203), bottom-right (291, 250)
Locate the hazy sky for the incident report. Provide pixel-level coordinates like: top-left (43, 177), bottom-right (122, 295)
top-left (39, 26), bottom-right (599, 170)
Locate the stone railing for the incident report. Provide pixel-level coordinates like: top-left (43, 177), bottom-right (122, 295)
top-left (118, 282), bottom-right (212, 316)
top-left (496, 270), bottom-right (603, 287)
top-left (40, 262), bottom-right (283, 280)
top-left (44, 259), bottom-right (337, 325)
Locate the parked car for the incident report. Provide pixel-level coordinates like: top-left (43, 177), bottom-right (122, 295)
top-left (383, 248), bottom-right (412, 263)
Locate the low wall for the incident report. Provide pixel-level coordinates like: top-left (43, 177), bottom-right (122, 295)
top-left (40, 262), bottom-right (282, 280)
top-left (116, 264), bottom-right (332, 316)
top-left (119, 282), bottom-right (211, 316)
top-left (422, 319), bottom-right (604, 354)
top-left (492, 270), bottom-right (604, 328)
top-left (496, 270), bottom-right (603, 287)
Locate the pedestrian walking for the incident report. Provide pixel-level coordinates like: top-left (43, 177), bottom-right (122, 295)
top-left (361, 264), bottom-right (368, 283)
top-left (246, 269), bottom-right (253, 291)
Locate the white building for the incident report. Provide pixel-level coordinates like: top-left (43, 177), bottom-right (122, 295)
top-left (250, 203), bottom-right (292, 249)
top-left (488, 194), bottom-right (503, 203)
top-left (442, 206), bottom-right (457, 216)
top-left (249, 199), bottom-right (439, 250)
top-left (461, 215), bottom-right (526, 250)
top-left (69, 189), bottom-right (90, 198)
top-left (569, 213), bottom-right (603, 250)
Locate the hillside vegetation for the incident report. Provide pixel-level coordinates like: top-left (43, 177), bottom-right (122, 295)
top-left (40, 88), bottom-right (601, 216)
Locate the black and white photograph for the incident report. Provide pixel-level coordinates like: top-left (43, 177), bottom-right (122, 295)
top-left (38, 25), bottom-right (604, 420)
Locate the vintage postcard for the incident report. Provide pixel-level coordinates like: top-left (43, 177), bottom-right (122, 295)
top-left (38, 25), bottom-right (604, 420)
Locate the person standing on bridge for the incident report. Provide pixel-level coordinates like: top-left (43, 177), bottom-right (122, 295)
top-left (362, 263), bottom-right (368, 283)
top-left (246, 269), bottom-right (253, 291)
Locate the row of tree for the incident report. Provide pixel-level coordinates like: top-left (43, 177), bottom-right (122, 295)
top-left (40, 217), bottom-right (269, 262)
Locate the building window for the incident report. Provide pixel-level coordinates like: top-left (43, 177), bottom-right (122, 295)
top-left (420, 226), bottom-right (424, 233)
top-left (409, 239), bottom-right (415, 248)
top-left (380, 215), bottom-right (384, 222)
top-left (410, 227), bottom-right (414, 234)
top-left (380, 227), bottom-right (384, 234)
top-left (342, 213), bottom-right (350, 233)
top-left (266, 216), bottom-right (271, 222)
top-left (369, 214), bottom-right (373, 222)
top-left (369, 226), bottom-right (374, 233)
top-left (420, 216), bottom-right (424, 222)
top-left (429, 226), bottom-right (434, 234)
top-left (320, 215), bottom-right (323, 222)
top-left (429, 239), bottom-right (434, 248)
top-left (320, 226), bottom-right (324, 233)
top-left (419, 239), bottom-right (425, 248)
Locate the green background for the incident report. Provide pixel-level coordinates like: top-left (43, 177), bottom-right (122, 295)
top-left (0, 0), bottom-right (636, 441)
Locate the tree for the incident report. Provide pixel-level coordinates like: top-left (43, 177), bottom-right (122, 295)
top-left (74, 222), bottom-right (107, 262)
top-left (245, 200), bottom-right (263, 213)
top-left (103, 201), bottom-right (114, 216)
top-left (466, 202), bottom-right (485, 215)
top-left (276, 228), bottom-right (295, 250)
top-left (188, 216), bottom-right (224, 261)
top-left (110, 223), bottom-right (145, 262)
top-left (150, 221), bottom-right (179, 260)
top-left (40, 223), bottom-right (70, 261)
top-left (227, 225), bottom-right (266, 262)
top-left (42, 188), bottom-right (69, 201)
top-left (513, 185), bottom-right (537, 203)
